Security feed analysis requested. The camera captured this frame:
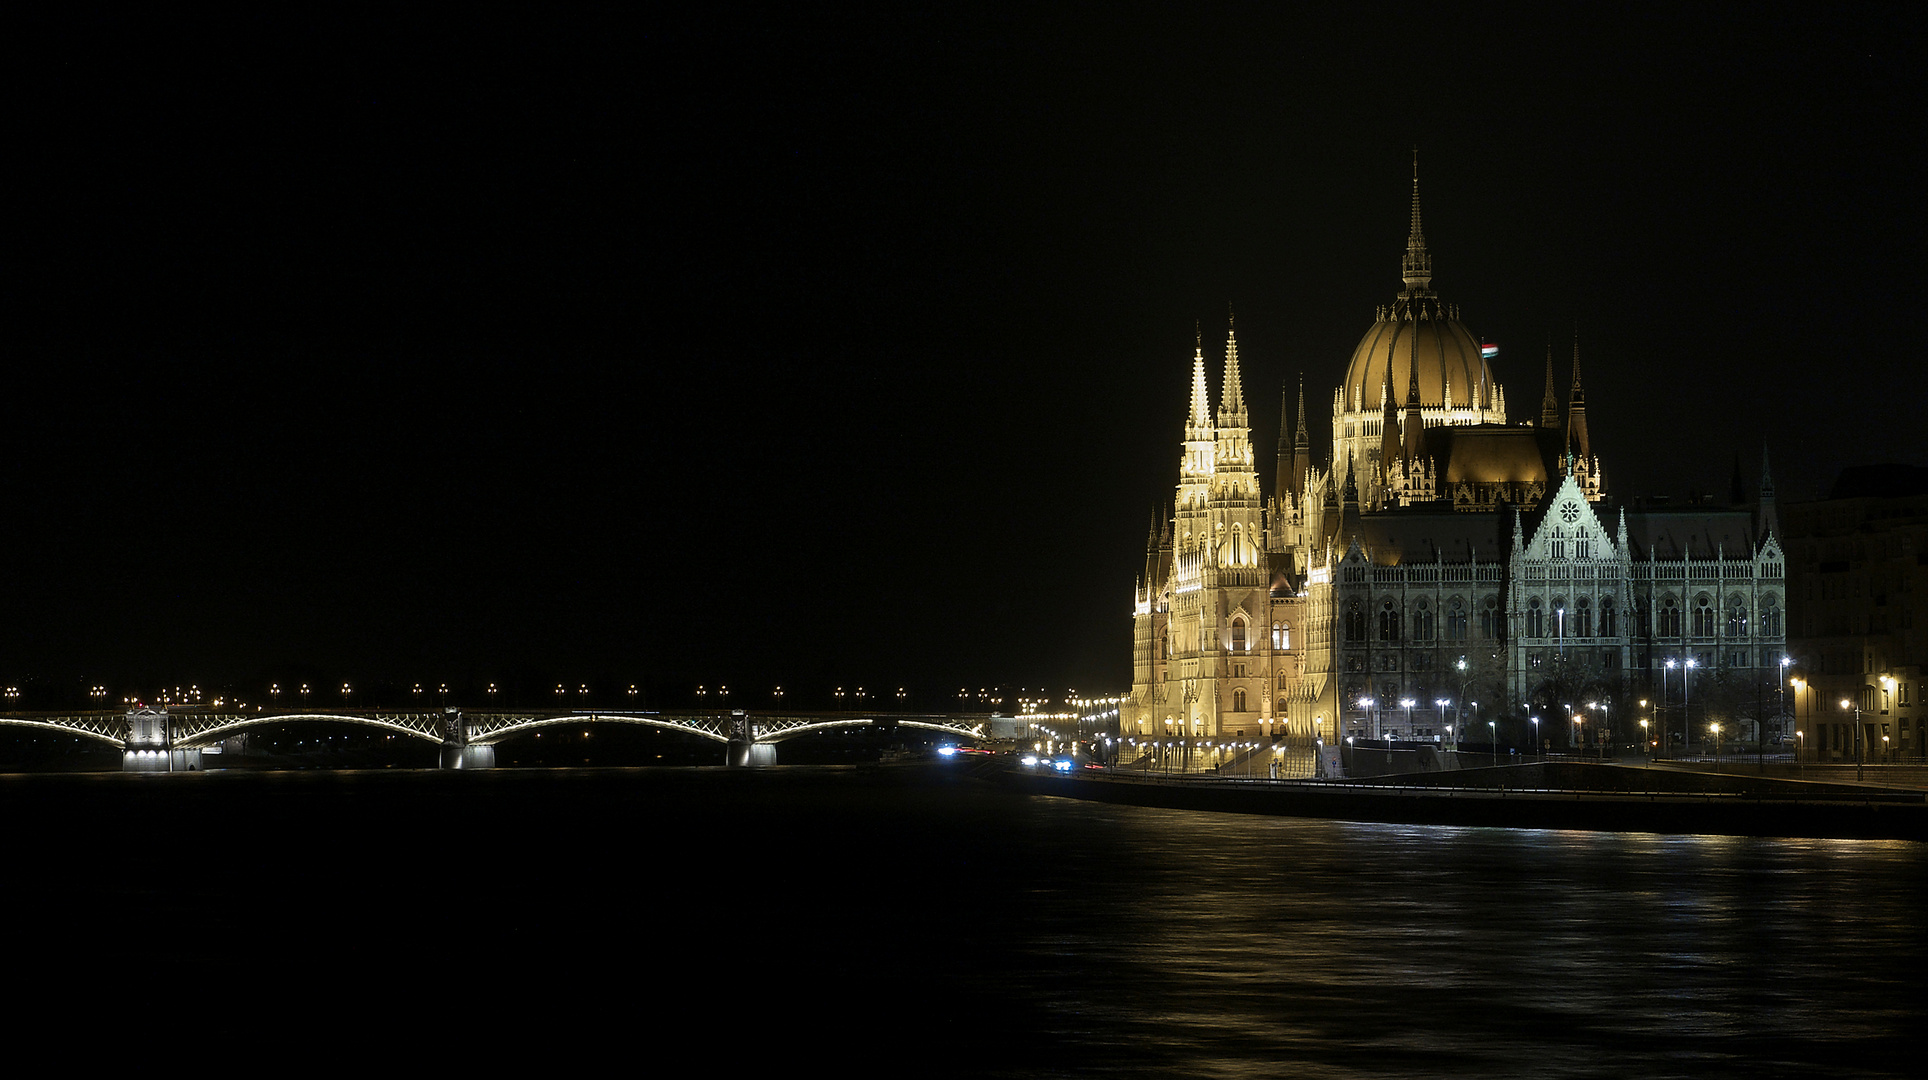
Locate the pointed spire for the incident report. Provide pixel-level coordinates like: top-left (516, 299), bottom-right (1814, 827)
top-left (1759, 442), bottom-right (1780, 540)
top-left (1274, 378), bottom-right (1295, 506)
top-left (1400, 148), bottom-right (1433, 295)
top-left (1402, 359), bottom-right (1425, 465)
top-left (1294, 375), bottom-right (1309, 445)
top-left (1540, 341), bottom-right (1560, 428)
top-left (1220, 308), bottom-right (1246, 419)
top-left (1189, 332), bottom-right (1211, 430)
top-left (1566, 330), bottom-right (1590, 462)
top-left (1569, 330), bottom-right (1586, 404)
top-left (1380, 361), bottom-right (1400, 485)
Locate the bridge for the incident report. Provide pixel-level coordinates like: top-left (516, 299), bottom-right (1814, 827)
top-left (0, 706), bottom-right (992, 771)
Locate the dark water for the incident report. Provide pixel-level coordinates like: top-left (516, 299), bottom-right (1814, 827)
top-left (8, 765), bottom-right (1921, 1076)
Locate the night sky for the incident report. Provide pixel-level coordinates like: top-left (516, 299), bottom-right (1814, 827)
top-left (7, 8), bottom-right (1920, 707)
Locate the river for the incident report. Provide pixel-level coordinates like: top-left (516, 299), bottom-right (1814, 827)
top-left (6, 764), bottom-right (1919, 1076)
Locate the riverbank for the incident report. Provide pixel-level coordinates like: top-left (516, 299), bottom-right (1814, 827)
top-left (999, 760), bottom-right (1928, 840)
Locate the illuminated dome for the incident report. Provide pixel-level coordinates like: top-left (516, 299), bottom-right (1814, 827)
top-left (1329, 160), bottom-right (1509, 486)
top-left (1341, 296), bottom-right (1494, 413)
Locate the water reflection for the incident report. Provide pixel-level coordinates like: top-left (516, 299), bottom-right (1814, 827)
top-left (972, 801), bottom-right (1926, 1078)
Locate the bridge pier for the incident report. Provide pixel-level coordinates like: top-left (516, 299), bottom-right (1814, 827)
top-left (438, 707), bottom-right (496, 769)
top-left (440, 744), bottom-right (496, 769)
top-left (727, 742), bottom-right (777, 767)
top-left (725, 710), bottom-right (776, 766)
top-left (121, 705), bottom-right (202, 772)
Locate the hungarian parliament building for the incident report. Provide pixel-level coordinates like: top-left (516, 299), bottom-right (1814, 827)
top-left (1123, 173), bottom-right (1785, 755)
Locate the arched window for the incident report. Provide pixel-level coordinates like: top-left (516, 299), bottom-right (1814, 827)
top-left (1659, 595), bottom-right (1681, 637)
top-left (1760, 594), bottom-right (1781, 636)
top-left (1272, 622), bottom-right (1291, 650)
top-left (1481, 595), bottom-right (1500, 640)
top-left (1446, 597), bottom-right (1468, 641)
top-left (1527, 597), bottom-right (1544, 638)
top-left (1601, 596), bottom-right (1618, 637)
top-left (1233, 688), bottom-right (1247, 712)
top-left (1726, 595), bottom-right (1748, 637)
top-left (1574, 596), bottom-right (1592, 638)
top-left (1693, 594), bottom-right (1715, 637)
top-left (1346, 600), bottom-right (1367, 642)
top-left (1414, 599), bottom-right (1435, 641)
top-left (1231, 617), bottom-right (1247, 652)
top-left (1378, 599), bottom-right (1401, 642)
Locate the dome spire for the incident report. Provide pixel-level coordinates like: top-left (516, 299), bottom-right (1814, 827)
top-left (1401, 148), bottom-right (1433, 295)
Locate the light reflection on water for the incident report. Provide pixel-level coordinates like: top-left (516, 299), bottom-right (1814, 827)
top-left (958, 798), bottom-right (1925, 1078)
top-left (6, 767), bottom-right (1921, 1076)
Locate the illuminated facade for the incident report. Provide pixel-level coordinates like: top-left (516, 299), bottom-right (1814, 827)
top-left (1124, 168), bottom-right (1784, 762)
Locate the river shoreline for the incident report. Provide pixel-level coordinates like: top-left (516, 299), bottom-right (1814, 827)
top-left (999, 761), bottom-right (1928, 840)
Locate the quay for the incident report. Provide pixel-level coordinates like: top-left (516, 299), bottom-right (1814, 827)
top-left (996, 760), bottom-right (1928, 841)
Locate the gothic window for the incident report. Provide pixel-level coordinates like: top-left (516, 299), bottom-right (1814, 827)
top-left (1272, 622), bottom-right (1291, 650)
top-left (1378, 599), bottom-right (1402, 642)
top-left (1760, 595), bottom-right (1781, 636)
top-left (1574, 596), bottom-right (1592, 638)
top-left (1346, 600), bottom-right (1366, 642)
top-left (1233, 688), bottom-right (1247, 712)
top-left (1446, 597), bottom-right (1468, 641)
top-left (1527, 597), bottom-right (1544, 639)
top-left (1726, 595), bottom-right (1748, 637)
top-left (1601, 597), bottom-right (1617, 637)
top-left (1414, 599), bottom-right (1435, 641)
top-left (1576, 537), bottom-right (1591, 559)
top-left (1659, 595), bottom-right (1681, 637)
top-left (1693, 594), bottom-right (1715, 637)
top-left (1481, 595), bottom-right (1500, 640)
top-left (1232, 618), bottom-right (1247, 652)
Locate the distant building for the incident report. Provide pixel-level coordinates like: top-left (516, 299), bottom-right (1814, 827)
top-left (1123, 166), bottom-right (1785, 768)
top-left (1783, 465), bottom-right (1928, 762)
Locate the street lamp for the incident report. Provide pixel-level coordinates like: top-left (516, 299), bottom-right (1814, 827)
top-left (1488, 720), bottom-right (1497, 767)
top-left (1531, 715), bottom-right (1541, 760)
top-left (1840, 697), bottom-right (1862, 783)
top-left (1778, 657), bottom-right (1793, 746)
top-left (1400, 697), bottom-right (1415, 741)
top-left (1711, 722), bottom-right (1722, 773)
top-left (1662, 658), bottom-right (1675, 758)
top-left (1684, 657), bottom-right (1698, 756)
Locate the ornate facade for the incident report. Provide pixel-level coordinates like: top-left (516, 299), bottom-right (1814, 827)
top-left (1124, 168), bottom-right (1785, 764)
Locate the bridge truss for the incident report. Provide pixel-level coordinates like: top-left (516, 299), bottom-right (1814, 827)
top-left (0, 708), bottom-right (991, 751)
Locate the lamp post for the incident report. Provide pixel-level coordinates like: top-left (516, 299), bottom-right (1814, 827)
top-left (1531, 715), bottom-right (1541, 761)
top-left (1684, 658), bottom-right (1698, 756)
top-left (1592, 700), bottom-right (1608, 761)
top-left (1400, 697), bottom-right (1415, 742)
top-left (1662, 658), bottom-right (1675, 757)
top-left (1711, 722), bottom-right (1722, 773)
top-left (1841, 697), bottom-right (1863, 783)
top-left (1789, 677), bottom-right (1805, 762)
top-left (1488, 720), bottom-right (1497, 767)
top-left (1778, 657), bottom-right (1793, 747)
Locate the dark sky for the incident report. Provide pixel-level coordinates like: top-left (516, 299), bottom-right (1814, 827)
top-left (7, 8), bottom-right (1921, 706)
